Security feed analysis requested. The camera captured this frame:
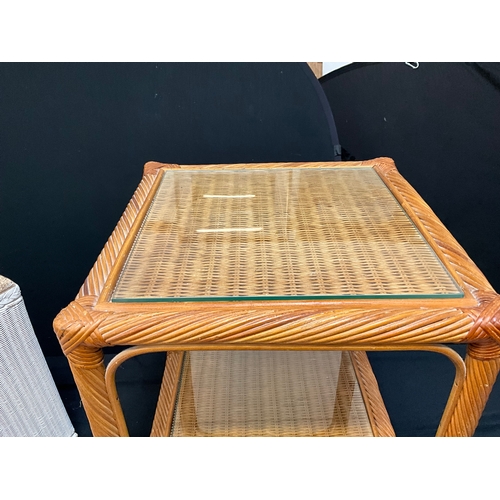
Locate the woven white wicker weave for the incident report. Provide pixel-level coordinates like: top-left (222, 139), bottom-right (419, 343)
top-left (0, 275), bottom-right (76, 437)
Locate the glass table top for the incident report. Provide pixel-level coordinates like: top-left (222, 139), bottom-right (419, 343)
top-left (111, 167), bottom-right (463, 302)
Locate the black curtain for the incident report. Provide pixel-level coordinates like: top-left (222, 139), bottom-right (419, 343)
top-left (321, 62), bottom-right (500, 436)
top-left (0, 62), bottom-right (338, 356)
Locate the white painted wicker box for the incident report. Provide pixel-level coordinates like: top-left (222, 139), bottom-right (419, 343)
top-left (0, 275), bottom-right (76, 437)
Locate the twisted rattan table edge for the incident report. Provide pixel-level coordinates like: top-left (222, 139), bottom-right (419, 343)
top-left (76, 158), bottom-right (495, 309)
top-left (56, 159), bottom-right (499, 351)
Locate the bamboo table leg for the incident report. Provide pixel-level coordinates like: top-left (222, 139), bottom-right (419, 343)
top-left (53, 297), bottom-right (121, 437)
top-left (66, 345), bottom-right (121, 437)
top-left (443, 340), bottom-right (500, 437)
top-left (151, 351), bottom-right (185, 437)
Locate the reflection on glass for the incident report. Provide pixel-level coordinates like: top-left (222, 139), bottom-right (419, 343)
top-left (112, 168), bottom-right (463, 302)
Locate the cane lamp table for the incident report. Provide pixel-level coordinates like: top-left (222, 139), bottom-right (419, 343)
top-left (53, 158), bottom-right (500, 437)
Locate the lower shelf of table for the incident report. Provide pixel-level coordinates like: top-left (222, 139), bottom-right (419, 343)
top-left (167, 350), bottom-right (394, 437)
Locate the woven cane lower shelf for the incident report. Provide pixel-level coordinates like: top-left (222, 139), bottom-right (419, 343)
top-left (169, 350), bottom-right (390, 437)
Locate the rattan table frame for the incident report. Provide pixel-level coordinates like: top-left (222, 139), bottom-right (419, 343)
top-left (53, 158), bottom-right (500, 437)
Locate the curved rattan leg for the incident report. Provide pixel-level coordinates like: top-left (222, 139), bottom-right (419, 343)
top-left (443, 341), bottom-right (500, 437)
top-left (352, 345), bottom-right (465, 437)
top-left (67, 345), bottom-right (121, 437)
top-left (99, 343), bottom-right (472, 437)
top-left (105, 345), bottom-right (186, 436)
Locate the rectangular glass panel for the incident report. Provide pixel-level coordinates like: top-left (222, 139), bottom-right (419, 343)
top-left (170, 351), bottom-right (374, 437)
top-left (112, 168), bottom-right (463, 302)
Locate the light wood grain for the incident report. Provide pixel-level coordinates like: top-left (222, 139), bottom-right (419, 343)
top-left (307, 62), bottom-right (323, 78)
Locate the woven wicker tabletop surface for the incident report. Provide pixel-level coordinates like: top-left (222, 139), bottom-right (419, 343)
top-left (112, 167), bottom-right (462, 302)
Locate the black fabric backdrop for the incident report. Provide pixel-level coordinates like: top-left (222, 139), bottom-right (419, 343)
top-left (0, 62), bottom-right (338, 356)
top-left (321, 62), bottom-right (500, 436)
